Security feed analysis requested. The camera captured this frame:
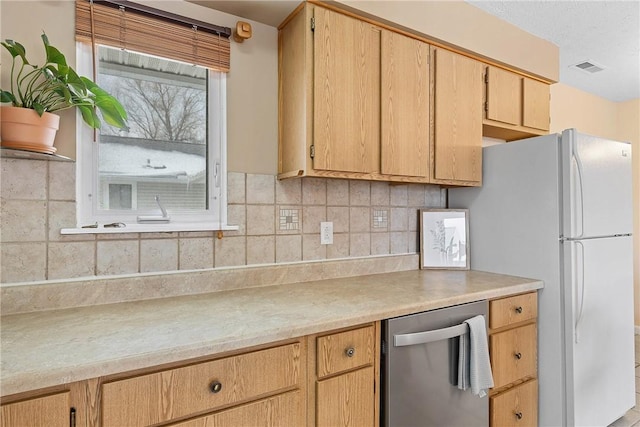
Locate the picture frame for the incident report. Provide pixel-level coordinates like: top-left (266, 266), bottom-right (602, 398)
top-left (419, 209), bottom-right (470, 270)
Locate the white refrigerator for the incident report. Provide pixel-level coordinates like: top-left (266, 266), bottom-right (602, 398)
top-left (449, 129), bottom-right (635, 427)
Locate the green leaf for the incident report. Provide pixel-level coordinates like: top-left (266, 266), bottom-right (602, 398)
top-left (78, 105), bottom-right (100, 129)
top-left (1, 90), bottom-right (17, 104)
top-left (33, 102), bottom-right (45, 116)
top-left (44, 44), bottom-right (67, 67)
top-left (2, 40), bottom-right (29, 64)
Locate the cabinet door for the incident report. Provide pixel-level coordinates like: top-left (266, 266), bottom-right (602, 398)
top-left (316, 367), bottom-right (374, 427)
top-left (170, 391), bottom-right (303, 427)
top-left (433, 48), bottom-right (483, 183)
top-left (1, 392), bottom-right (70, 427)
top-left (486, 66), bottom-right (522, 126)
top-left (313, 7), bottom-right (381, 174)
top-left (381, 31), bottom-right (430, 177)
top-left (522, 78), bottom-right (550, 131)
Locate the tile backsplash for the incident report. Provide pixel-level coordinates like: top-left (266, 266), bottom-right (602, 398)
top-left (0, 158), bottom-right (445, 284)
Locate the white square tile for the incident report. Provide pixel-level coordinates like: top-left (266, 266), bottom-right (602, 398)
top-left (1, 158), bottom-right (47, 200)
top-left (371, 232), bottom-right (390, 255)
top-left (48, 161), bottom-right (76, 201)
top-left (327, 179), bottom-right (349, 206)
top-left (276, 178), bottom-right (301, 205)
top-left (350, 233), bottom-right (370, 257)
top-left (1, 242), bottom-right (46, 283)
top-left (350, 181), bottom-right (370, 206)
top-left (350, 207), bottom-right (370, 233)
top-left (1, 199), bottom-right (47, 242)
top-left (302, 234), bottom-right (326, 261)
top-left (247, 235), bottom-right (275, 265)
top-left (327, 206), bottom-right (349, 233)
top-left (246, 174), bottom-right (275, 204)
top-left (390, 185), bottom-right (408, 206)
top-left (371, 182), bottom-right (390, 206)
top-left (246, 205), bottom-right (275, 235)
top-left (97, 240), bottom-right (139, 275)
top-left (140, 239), bottom-right (178, 273)
top-left (48, 241), bottom-right (96, 279)
top-left (276, 234), bottom-right (302, 263)
top-left (214, 236), bottom-right (246, 267)
top-left (302, 178), bottom-right (326, 205)
top-left (303, 206), bottom-right (326, 234)
top-left (179, 238), bottom-right (214, 270)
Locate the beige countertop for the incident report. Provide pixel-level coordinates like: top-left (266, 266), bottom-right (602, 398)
top-left (0, 269), bottom-right (542, 397)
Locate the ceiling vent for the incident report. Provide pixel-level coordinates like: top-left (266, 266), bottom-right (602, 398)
top-left (571, 60), bottom-right (606, 74)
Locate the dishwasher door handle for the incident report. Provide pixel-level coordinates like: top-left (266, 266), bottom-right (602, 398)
top-left (394, 323), bottom-right (468, 347)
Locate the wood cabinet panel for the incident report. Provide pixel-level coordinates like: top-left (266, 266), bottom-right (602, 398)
top-left (523, 78), bottom-right (550, 131)
top-left (490, 379), bottom-right (538, 427)
top-left (102, 343), bottom-right (301, 427)
top-left (313, 7), bottom-right (381, 174)
top-left (316, 367), bottom-right (375, 427)
top-left (486, 66), bottom-right (522, 126)
top-left (1, 391), bottom-right (69, 427)
top-left (169, 390), bottom-right (303, 427)
top-left (490, 323), bottom-right (537, 389)
top-left (278, 6), bottom-right (309, 176)
top-left (381, 31), bottom-right (430, 177)
top-left (433, 48), bottom-right (483, 183)
top-left (489, 292), bottom-right (538, 330)
top-left (317, 325), bottom-right (374, 378)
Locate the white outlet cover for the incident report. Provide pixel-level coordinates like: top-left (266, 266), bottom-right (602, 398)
top-left (320, 221), bottom-right (333, 245)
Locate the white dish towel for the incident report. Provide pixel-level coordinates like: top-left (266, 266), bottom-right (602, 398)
top-left (458, 314), bottom-right (494, 397)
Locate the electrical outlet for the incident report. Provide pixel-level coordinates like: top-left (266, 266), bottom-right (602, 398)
top-left (320, 221), bottom-right (333, 245)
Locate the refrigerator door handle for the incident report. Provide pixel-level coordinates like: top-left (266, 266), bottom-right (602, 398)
top-left (571, 144), bottom-right (586, 238)
top-left (574, 241), bottom-right (585, 343)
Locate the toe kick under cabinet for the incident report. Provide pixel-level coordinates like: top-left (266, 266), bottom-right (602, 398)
top-left (488, 292), bottom-right (539, 427)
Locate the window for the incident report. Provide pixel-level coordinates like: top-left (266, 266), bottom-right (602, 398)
top-left (71, 0), bottom-right (235, 233)
top-left (75, 45), bottom-right (230, 231)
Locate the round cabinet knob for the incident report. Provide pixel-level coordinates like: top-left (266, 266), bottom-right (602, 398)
top-left (515, 306), bottom-right (523, 314)
top-left (345, 347), bottom-right (355, 358)
top-left (515, 411), bottom-right (523, 420)
top-left (209, 381), bottom-right (223, 394)
top-left (514, 352), bottom-right (522, 360)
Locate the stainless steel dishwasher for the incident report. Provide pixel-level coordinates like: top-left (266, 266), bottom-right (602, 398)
top-left (382, 300), bottom-right (489, 427)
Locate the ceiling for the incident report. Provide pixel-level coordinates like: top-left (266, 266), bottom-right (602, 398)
top-left (191, 0), bottom-right (640, 103)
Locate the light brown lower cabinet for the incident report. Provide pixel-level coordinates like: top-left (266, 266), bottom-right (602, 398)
top-left (1, 391), bottom-right (70, 427)
top-left (488, 292), bottom-right (539, 427)
top-left (316, 367), bottom-right (375, 427)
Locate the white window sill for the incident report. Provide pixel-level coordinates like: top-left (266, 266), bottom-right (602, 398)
top-left (61, 222), bottom-right (239, 235)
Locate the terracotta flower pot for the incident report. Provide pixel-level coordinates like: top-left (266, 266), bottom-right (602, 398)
top-left (0, 106), bottom-right (60, 153)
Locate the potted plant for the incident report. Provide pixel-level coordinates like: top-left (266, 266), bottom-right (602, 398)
top-left (1, 32), bottom-right (127, 153)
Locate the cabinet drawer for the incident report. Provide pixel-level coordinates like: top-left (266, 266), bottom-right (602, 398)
top-left (490, 379), bottom-right (538, 427)
top-left (490, 324), bottom-right (537, 389)
top-left (489, 293), bottom-right (537, 329)
top-left (1, 391), bottom-right (69, 427)
top-left (169, 390), bottom-right (303, 427)
top-left (317, 325), bottom-right (374, 378)
top-left (102, 343), bottom-right (302, 427)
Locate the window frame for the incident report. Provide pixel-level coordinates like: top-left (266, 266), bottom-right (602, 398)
top-left (68, 42), bottom-right (234, 234)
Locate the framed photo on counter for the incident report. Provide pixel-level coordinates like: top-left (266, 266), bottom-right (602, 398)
top-left (419, 209), bottom-right (470, 270)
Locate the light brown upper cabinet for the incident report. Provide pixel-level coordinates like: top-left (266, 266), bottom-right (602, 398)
top-left (380, 30), bottom-right (430, 178)
top-left (484, 66), bottom-right (550, 141)
top-left (432, 47), bottom-right (484, 185)
top-left (278, 3), bottom-right (432, 183)
top-left (313, 7), bottom-right (381, 174)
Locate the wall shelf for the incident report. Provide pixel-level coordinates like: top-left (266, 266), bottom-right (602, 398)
top-left (0, 147), bottom-right (74, 162)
